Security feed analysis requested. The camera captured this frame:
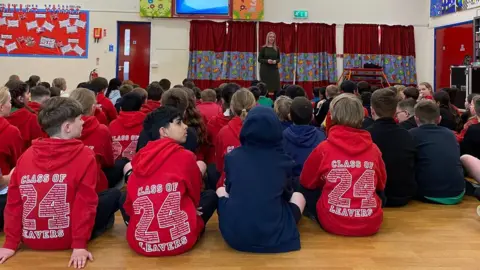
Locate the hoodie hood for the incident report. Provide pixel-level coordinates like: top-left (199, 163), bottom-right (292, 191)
top-left (80, 116), bottom-right (100, 140)
top-left (0, 117), bottom-right (11, 133)
top-left (284, 125), bottom-right (325, 148)
top-left (27, 102), bottom-right (42, 114)
top-left (132, 138), bottom-right (183, 177)
top-left (327, 125), bottom-right (373, 155)
top-left (240, 106), bottom-right (283, 148)
top-left (32, 138), bottom-right (86, 171)
top-left (141, 100), bottom-right (161, 113)
top-left (227, 117), bottom-right (243, 139)
top-left (117, 111), bottom-right (146, 129)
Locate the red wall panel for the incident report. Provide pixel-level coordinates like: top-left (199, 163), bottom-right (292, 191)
top-left (435, 22), bottom-right (473, 90)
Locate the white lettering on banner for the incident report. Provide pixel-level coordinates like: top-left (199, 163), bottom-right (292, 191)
top-left (39, 36), bottom-right (56, 49)
top-left (1, 34), bottom-right (12, 39)
top-left (68, 38), bottom-right (79, 44)
top-left (2, 13), bottom-right (14, 17)
top-left (327, 167), bottom-right (377, 217)
top-left (23, 229), bottom-right (65, 239)
top-left (43, 21), bottom-right (54, 32)
top-left (133, 183), bottom-right (190, 252)
top-left (7, 19), bottom-right (19, 27)
top-left (19, 183), bottom-right (70, 233)
top-left (138, 236), bottom-right (188, 253)
top-left (26, 20), bottom-right (38, 31)
top-left (35, 13), bottom-right (46, 19)
top-left (59, 19), bottom-right (70, 28)
top-left (5, 42), bottom-right (17, 53)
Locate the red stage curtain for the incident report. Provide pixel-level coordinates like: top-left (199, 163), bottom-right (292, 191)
top-left (224, 21), bottom-right (257, 87)
top-left (380, 25), bottom-right (417, 85)
top-left (259, 22), bottom-right (296, 85)
top-left (343, 24), bottom-right (382, 69)
top-left (296, 23), bottom-right (337, 98)
top-left (188, 20), bottom-right (227, 90)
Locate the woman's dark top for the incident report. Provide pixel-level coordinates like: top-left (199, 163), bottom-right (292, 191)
top-left (258, 46), bottom-right (281, 93)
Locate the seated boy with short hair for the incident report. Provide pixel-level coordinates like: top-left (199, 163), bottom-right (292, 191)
top-left (396, 98), bottom-right (417, 130)
top-left (0, 97), bottom-right (121, 268)
top-left (283, 97), bottom-right (325, 182)
top-left (121, 106), bottom-right (217, 256)
top-left (28, 85), bottom-right (51, 113)
top-left (140, 82), bottom-right (163, 114)
top-left (410, 100), bottom-right (465, 205)
top-left (197, 89), bottom-right (222, 123)
top-left (69, 88), bottom-right (124, 192)
top-left (257, 82), bottom-right (273, 107)
top-left (300, 93), bottom-right (386, 236)
top-left (109, 92), bottom-right (146, 161)
top-left (216, 106), bottom-right (306, 253)
top-left (367, 89), bottom-right (416, 207)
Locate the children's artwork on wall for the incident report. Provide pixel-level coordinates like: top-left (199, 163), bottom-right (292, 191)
top-left (431, 0), bottom-right (443, 17)
top-left (232, 0), bottom-right (264, 20)
top-left (464, 0), bottom-right (480, 9)
top-left (442, 0), bottom-right (457, 14)
top-left (139, 0), bottom-right (172, 17)
top-left (0, 6), bottom-right (88, 58)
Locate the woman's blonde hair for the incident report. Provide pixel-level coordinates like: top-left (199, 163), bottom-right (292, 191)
top-left (0, 86), bottom-right (11, 106)
top-left (419, 82), bottom-right (433, 93)
top-left (274, 96), bottom-right (292, 121)
top-left (264, 31), bottom-right (278, 51)
top-left (330, 93), bottom-right (364, 128)
top-left (69, 88), bottom-right (96, 115)
top-left (230, 88), bottom-right (256, 120)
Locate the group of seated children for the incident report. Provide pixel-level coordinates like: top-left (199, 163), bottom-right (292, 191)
top-left (0, 74), bottom-right (475, 268)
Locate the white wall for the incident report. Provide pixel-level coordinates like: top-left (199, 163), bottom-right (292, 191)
top-left (0, 0), bottom-right (430, 88)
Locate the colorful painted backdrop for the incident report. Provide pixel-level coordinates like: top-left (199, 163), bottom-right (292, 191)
top-left (232, 0), bottom-right (264, 20)
top-left (139, 0), bottom-right (172, 18)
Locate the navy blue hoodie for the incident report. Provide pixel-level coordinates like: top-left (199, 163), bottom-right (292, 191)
top-left (218, 106), bottom-right (300, 253)
top-left (283, 125), bottom-right (325, 178)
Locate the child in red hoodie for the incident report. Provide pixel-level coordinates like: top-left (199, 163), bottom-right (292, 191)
top-left (27, 85), bottom-right (50, 114)
top-left (109, 92), bottom-right (146, 161)
top-left (70, 88), bottom-right (126, 192)
top-left (0, 97), bottom-right (121, 268)
top-left (140, 82), bottom-right (163, 114)
top-left (197, 89), bottom-right (222, 124)
top-left (205, 83), bottom-right (240, 188)
top-left (5, 80), bottom-right (45, 150)
top-left (300, 93), bottom-right (387, 237)
top-left (214, 89), bottom-right (256, 189)
top-left (89, 77), bottom-right (117, 123)
top-left (120, 106), bottom-right (218, 256)
top-left (0, 86), bottom-right (23, 176)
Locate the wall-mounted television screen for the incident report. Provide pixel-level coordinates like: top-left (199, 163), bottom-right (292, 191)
top-left (175, 0), bottom-right (230, 15)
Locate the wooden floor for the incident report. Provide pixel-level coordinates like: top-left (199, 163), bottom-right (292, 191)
top-left (1, 197), bottom-right (480, 269)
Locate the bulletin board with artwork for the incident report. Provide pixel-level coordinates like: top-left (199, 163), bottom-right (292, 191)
top-left (431, 0), bottom-right (480, 17)
top-left (0, 7), bottom-right (88, 58)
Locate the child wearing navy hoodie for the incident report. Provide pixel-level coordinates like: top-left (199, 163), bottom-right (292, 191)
top-left (109, 92), bottom-right (146, 162)
top-left (121, 106), bottom-right (217, 257)
top-left (216, 106), bottom-right (306, 253)
top-left (0, 97), bottom-right (120, 268)
top-left (283, 97), bottom-right (326, 186)
top-left (214, 89), bottom-right (256, 189)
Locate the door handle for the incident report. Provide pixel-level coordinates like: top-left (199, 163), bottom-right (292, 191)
top-left (118, 66), bottom-right (123, 71)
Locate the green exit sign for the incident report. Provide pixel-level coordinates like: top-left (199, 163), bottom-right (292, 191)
top-left (294, 10), bottom-right (308, 19)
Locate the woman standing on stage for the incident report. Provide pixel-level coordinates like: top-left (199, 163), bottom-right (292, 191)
top-left (258, 32), bottom-right (281, 94)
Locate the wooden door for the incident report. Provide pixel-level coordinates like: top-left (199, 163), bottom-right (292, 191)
top-left (117, 22), bottom-right (151, 88)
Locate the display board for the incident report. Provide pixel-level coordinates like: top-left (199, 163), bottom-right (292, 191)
top-left (0, 6), bottom-right (88, 58)
top-left (139, 0), bottom-right (172, 17)
top-left (431, 0), bottom-right (480, 17)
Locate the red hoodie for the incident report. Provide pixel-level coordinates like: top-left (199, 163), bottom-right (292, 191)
top-left (109, 111), bottom-right (145, 161)
top-left (6, 107), bottom-right (46, 150)
top-left (94, 107), bottom-right (109, 126)
top-left (206, 113), bottom-right (231, 164)
top-left (140, 100), bottom-right (161, 114)
top-left (215, 117), bottom-right (242, 188)
top-left (80, 116), bottom-right (114, 192)
top-left (97, 92), bottom-right (117, 123)
top-left (0, 118), bottom-right (23, 175)
top-left (3, 138), bottom-right (98, 251)
top-left (124, 138), bottom-right (203, 256)
top-left (27, 102), bottom-right (42, 114)
top-left (300, 125), bottom-right (386, 237)
top-left (197, 102), bottom-right (222, 124)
